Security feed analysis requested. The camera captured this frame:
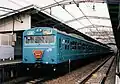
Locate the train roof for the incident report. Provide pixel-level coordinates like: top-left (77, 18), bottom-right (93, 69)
top-left (24, 27), bottom-right (110, 48)
top-left (53, 28), bottom-right (108, 47)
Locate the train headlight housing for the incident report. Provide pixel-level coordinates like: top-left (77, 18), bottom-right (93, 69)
top-left (39, 29), bottom-right (42, 32)
top-left (36, 29), bottom-right (43, 32)
top-left (46, 62), bottom-right (48, 64)
top-left (43, 29), bottom-right (52, 35)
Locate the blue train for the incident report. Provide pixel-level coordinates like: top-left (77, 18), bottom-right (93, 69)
top-left (23, 27), bottom-right (111, 65)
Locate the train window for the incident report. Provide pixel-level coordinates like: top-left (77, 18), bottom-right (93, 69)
top-left (78, 43), bottom-right (80, 49)
top-left (64, 40), bottom-right (69, 50)
top-left (65, 40), bottom-right (67, 43)
top-left (59, 38), bottom-right (61, 48)
top-left (78, 42), bottom-right (81, 50)
top-left (62, 39), bottom-right (65, 44)
top-left (82, 43), bottom-right (86, 50)
top-left (64, 40), bottom-right (67, 50)
top-left (72, 41), bottom-right (75, 49)
top-left (68, 40), bottom-right (69, 44)
top-left (67, 40), bottom-right (69, 50)
top-left (25, 36), bottom-right (34, 43)
top-left (70, 41), bottom-right (74, 50)
top-left (65, 45), bottom-right (67, 50)
top-left (68, 45), bottom-right (69, 50)
top-left (35, 36), bottom-right (54, 43)
top-left (25, 35), bottom-right (55, 44)
top-left (74, 42), bottom-right (77, 49)
top-left (70, 42), bottom-right (72, 49)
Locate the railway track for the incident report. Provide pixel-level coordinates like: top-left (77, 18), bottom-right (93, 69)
top-left (23, 55), bottom-right (113, 84)
top-left (76, 56), bottom-right (115, 84)
top-left (3, 55), bottom-right (114, 84)
top-left (3, 68), bottom-right (64, 84)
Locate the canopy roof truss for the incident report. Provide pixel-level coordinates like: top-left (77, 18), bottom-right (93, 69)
top-left (0, 0), bottom-right (115, 45)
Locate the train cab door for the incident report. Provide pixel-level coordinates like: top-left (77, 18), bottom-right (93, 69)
top-left (58, 38), bottom-right (62, 61)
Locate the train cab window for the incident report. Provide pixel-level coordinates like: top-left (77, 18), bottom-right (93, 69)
top-left (25, 35), bottom-right (55, 44)
top-left (25, 36), bottom-right (34, 43)
top-left (35, 36), bottom-right (54, 43)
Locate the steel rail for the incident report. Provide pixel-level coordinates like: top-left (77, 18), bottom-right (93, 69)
top-left (77, 55), bottom-right (114, 84)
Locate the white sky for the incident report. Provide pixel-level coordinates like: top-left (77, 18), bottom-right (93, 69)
top-left (0, 0), bottom-right (115, 44)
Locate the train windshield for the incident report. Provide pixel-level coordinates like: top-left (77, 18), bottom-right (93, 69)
top-left (25, 35), bottom-right (55, 44)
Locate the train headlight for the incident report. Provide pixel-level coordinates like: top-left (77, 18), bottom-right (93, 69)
top-left (36, 29), bottom-right (43, 32)
top-left (53, 68), bottom-right (56, 71)
top-left (39, 29), bottom-right (42, 32)
top-left (43, 29), bottom-right (52, 35)
top-left (36, 29), bottom-right (39, 32)
top-left (46, 62), bottom-right (48, 64)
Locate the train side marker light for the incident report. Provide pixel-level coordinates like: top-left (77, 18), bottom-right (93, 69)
top-left (27, 68), bottom-right (29, 71)
top-left (46, 62), bottom-right (48, 64)
top-left (53, 68), bottom-right (56, 71)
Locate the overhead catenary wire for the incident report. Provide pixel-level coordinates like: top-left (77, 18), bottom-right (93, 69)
top-left (73, 0), bottom-right (102, 33)
top-left (53, 0), bottom-right (110, 39)
top-left (43, 0), bottom-right (113, 43)
top-left (0, 7), bottom-right (17, 11)
top-left (9, 0), bottom-right (101, 44)
top-left (0, 9), bottom-right (11, 12)
top-left (20, 0), bottom-right (111, 39)
top-left (53, 0), bottom-right (96, 35)
top-left (7, 0), bottom-right (66, 27)
top-left (19, 0), bottom-right (31, 4)
top-left (72, 0), bottom-right (113, 43)
top-left (53, 0), bottom-right (86, 27)
top-left (89, 0), bottom-right (114, 43)
top-left (6, 0), bottom-right (114, 43)
top-left (8, 0), bottom-right (24, 7)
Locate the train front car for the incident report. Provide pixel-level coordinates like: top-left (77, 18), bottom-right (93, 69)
top-left (23, 27), bottom-right (57, 64)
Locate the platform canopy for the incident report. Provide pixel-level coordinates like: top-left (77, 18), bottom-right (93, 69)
top-left (0, 0), bottom-right (116, 46)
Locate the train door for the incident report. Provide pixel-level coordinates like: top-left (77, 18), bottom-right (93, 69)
top-left (58, 38), bottom-right (63, 62)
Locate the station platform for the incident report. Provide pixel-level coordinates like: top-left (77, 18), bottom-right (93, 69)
top-left (0, 59), bottom-right (22, 66)
top-left (115, 75), bottom-right (120, 84)
top-left (115, 53), bottom-right (120, 84)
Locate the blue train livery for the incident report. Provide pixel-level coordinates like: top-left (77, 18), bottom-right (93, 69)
top-left (23, 27), bottom-right (111, 64)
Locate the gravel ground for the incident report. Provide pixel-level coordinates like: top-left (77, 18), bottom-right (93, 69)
top-left (43, 57), bottom-right (108, 84)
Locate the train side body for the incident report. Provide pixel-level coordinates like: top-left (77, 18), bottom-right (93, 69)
top-left (23, 27), bottom-right (111, 64)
